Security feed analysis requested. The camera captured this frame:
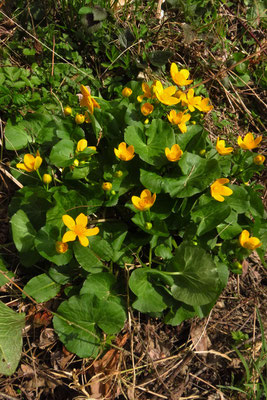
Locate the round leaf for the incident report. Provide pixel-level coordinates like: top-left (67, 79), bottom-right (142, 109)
top-left (168, 242), bottom-right (220, 306)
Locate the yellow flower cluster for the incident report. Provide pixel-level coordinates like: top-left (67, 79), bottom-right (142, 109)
top-left (134, 63), bottom-right (213, 134)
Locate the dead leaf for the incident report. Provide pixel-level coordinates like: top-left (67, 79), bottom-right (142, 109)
top-left (190, 321), bottom-right (211, 352)
top-left (20, 364), bottom-right (34, 377)
top-left (89, 333), bottom-right (129, 399)
top-left (39, 328), bottom-right (57, 349)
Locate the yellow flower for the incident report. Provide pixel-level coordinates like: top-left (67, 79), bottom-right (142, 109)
top-left (76, 139), bottom-right (87, 152)
top-left (102, 182), bottom-right (112, 191)
top-left (64, 106), bottom-right (72, 116)
top-left (43, 174), bottom-right (52, 184)
top-left (216, 137), bottom-right (234, 155)
top-left (55, 241), bottom-right (68, 254)
top-left (16, 151), bottom-right (42, 172)
top-left (167, 110), bottom-right (191, 133)
top-left (165, 144), bottom-right (183, 162)
top-left (239, 230), bottom-right (262, 250)
top-left (141, 102), bottom-right (154, 116)
top-left (253, 155), bottom-right (265, 165)
top-left (179, 88), bottom-right (202, 112)
top-left (132, 189), bottom-right (156, 211)
top-left (210, 178), bottom-right (233, 202)
top-left (75, 114), bottom-right (85, 124)
top-left (196, 98), bottom-right (213, 113)
top-left (114, 142), bottom-right (135, 161)
top-left (153, 80), bottom-right (180, 106)
top-left (170, 63), bottom-right (193, 86)
top-left (137, 82), bottom-right (155, 102)
top-left (122, 87), bottom-right (132, 97)
top-left (62, 213), bottom-right (99, 247)
top-left (76, 139), bottom-right (96, 154)
top-left (237, 132), bottom-right (262, 150)
top-left (78, 85), bottom-right (100, 114)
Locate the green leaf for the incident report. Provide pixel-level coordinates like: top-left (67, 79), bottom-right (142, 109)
top-left (164, 302), bottom-right (196, 326)
top-left (225, 185), bottom-right (249, 213)
top-left (165, 153), bottom-right (221, 198)
top-left (74, 242), bottom-right (104, 273)
top-left (155, 244), bottom-right (173, 259)
top-left (49, 139), bottom-right (75, 167)
top-left (9, 186), bottom-right (51, 230)
top-left (23, 274), bottom-right (61, 303)
top-left (78, 6), bottom-right (92, 14)
top-left (129, 268), bottom-right (172, 313)
top-left (217, 211), bottom-right (242, 240)
top-left (46, 187), bottom-right (88, 227)
top-left (10, 210), bottom-right (36, 252)
top-left (191, 199), bottom-right (231, 236)
top-left (125, 119), bottom-right (175, 167)
top-left (148, 50), bottom-right (172, 67)
top-left (89, 236), bottom-right (114, 261)
top-left (246, 186), bottom-right (264, 217)
top-left (80, 272), bottom-right (116, 299)
top-left (5, 121), bottom-right (30, 150)
top-left (64, 166), bottom-right (89, 180)
top-left (140, 169), bottom-right (165, 194)
top-left (94, 299), bottom-right (126, 334)
top-left (53, 294), bottom-right (100, 358)
top-left (35, 225), bottom-right (73, 266)
top-left (0, 257), bottom-right (14, 287)
top-left (0, 301), bottom-right (25, 376)
top-left (168, 242), bottom-right (220, 306)
top-left (53, 294), bottom-right (126, 357)
top-left (131, 213), bottom-right (169, 237)
top-left (92, 6), bottom-right (107, 21)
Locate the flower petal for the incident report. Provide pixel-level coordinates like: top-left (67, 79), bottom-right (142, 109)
top-left (62, 230), bottom-right (77, 243)
top-left (80, 85), bottom-right (90, 96)
top-left (84, 227), bottom-right (100, 237)
top-left (62, 215), bottom-right (76, 230)
top-left (140, 189), bottom-right (152, 199)
top-left (34, 156), bottom-right (42, 170)
top-left (212, 192), bottom-right (225, 202)
top-left (16, 163), bottom-right (31, 172)
top-left (75, 213), bottom-right (88, 227)
top-left (219, 186), bottom-right (233, 196)
top-left (239, 230), bottom-right (250, 246)
top-left (78, 235), bottom-right (89, 247)
top-left (132, 196), bottom-right (142, 210)
top-left (217, 178), bottom-right (229, 185)
top-left (23, 154), bottom-right (35, 170)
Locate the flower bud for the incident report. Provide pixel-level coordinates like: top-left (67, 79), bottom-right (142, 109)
top-left (145, 222), bottom-right (152, 230)
top-left (111, 190), bottom-right (116, 195)
top-left (73, 159), bottom-right (79, 167)
top-left (122, 87), bottom-right (132, 97)
top-left (42, 174), bottom-right (52, 184)
top-left (115, 170), bottom-right (123, 178)
top-left (141, 102), bottom-right (154, 116)
top-left (233, 261), bottom-right (242, 270)
top-left (64, 106), bottom-right (72, 116)
top-left (199, 149), bottom-right (206, 156)
top-left (253, 155), bottom-right (265, 165)
top-left (191, 121), bottom-right (196, 125)
top-left (75, 114), bottom-right (85, 124)
top-left (55, 241), bottom-right (68, 254)
top-left (102, 182), bottom-right (112, 191)
top-left (144, 119), bottom-right (149, 124)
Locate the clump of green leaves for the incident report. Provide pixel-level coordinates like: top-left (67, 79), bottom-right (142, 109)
top-left (4, 63), bottom-right (266, 360)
